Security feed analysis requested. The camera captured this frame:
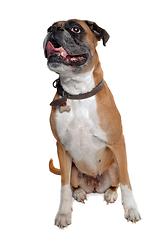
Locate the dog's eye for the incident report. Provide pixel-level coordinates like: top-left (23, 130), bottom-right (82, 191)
top-left (71, 27), bottom-right (81, 33)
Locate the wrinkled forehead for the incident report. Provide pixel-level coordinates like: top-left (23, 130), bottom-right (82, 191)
top-left (50, 19), bottom-right (90, 32)
top-left (50, 19), bottom-right (95, 44)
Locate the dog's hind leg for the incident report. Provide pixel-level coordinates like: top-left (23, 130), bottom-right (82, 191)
top-left (104, 186), bottom-right (119, 204)
top-left (72, 187), bottom-right (87, 203)
top-left (70, 164), bottom-right (88, 203)
top-left (103, 162), bottom-right (119, 204)
top-left (70, 164), bottom-right (94, 203)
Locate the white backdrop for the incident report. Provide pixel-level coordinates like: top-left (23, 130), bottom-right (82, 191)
top-left (0, 0), bottom-right (160, 239)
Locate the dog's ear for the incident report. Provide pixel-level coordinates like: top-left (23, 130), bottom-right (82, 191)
top-left (85, 21), bottom-right (110, 46)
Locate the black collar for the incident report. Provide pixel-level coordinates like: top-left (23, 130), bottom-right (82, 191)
top-left (50, 78), bottom-right (104, 107)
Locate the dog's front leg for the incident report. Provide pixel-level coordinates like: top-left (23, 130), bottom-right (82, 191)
top-left (107, 135), bottom-right (141, 223)
top-left (55, 141), bottom-right (72, 229)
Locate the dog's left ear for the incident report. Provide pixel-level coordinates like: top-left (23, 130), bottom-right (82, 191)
top-left (85, 21), bottom-right (110, 46)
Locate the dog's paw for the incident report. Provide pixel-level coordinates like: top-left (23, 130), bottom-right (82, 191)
top-left (104, 188), bottom-right (118, 205)
top-left (55, 211), bottom-right (72, 229)
top-left (73, 188), bottom-right (87, 204)
top-left (125, 208), bottom-right (141, 224)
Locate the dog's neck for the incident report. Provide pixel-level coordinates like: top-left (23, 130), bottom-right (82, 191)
top-left (59, 68), bottom-right (95, 95)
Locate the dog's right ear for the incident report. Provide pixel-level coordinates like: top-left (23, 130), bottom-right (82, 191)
top-left (85, 20), bottom-right (110, 46)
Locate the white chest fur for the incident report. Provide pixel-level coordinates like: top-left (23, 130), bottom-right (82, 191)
top-left (55, 70), bottom-right (107, 174)
top-left (55, 96), bottom-right (107, 172)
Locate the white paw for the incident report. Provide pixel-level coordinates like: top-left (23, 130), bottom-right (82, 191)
top-left (73, 188), bottom-right (87, 203)
top-left (124, 208), bottom-right (141, 223)
top-left (55, 211), bottom-right (72, 229)
top-left (55, 184), bottom-right (72, 229)
top-left (121, 185), bottom-right (141, 224)
top-left (104, 189), bottom-right (118, 204)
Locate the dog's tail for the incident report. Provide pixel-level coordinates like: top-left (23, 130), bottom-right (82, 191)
top-left (49, 158), bottom-right (61, 175)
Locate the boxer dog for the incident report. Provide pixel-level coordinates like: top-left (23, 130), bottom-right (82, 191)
top-left (43, 19), bottom-right (141, 228)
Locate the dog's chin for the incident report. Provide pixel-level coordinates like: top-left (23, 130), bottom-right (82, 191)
top-left (47, 60), bottom-right (73, 73)
top-left (47, 58), bottom-right (90, 74)
top-left (47, 54), bottom-right (89, 73)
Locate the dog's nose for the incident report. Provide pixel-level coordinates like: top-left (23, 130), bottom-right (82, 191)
top-left (47, 25), bottom-right (64, 33)
top-left (56, 26), bottom-right (64, 31)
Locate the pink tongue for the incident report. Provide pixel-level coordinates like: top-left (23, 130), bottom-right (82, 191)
top-left (46, 41), bottom-right (68, 58)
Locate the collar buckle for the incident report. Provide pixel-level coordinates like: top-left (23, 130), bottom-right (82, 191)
top-left (53, 78), bottom-right (60, 88)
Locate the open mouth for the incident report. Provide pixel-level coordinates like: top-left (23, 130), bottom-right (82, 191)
top-left (45, 39), bottom-right (88, 66)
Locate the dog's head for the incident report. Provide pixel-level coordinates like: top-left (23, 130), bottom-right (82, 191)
top-left (43, 19), bottom-right (109, 74)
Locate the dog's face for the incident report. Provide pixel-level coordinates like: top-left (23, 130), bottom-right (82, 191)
top-left (43, 19), bottom-right (109, 74)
